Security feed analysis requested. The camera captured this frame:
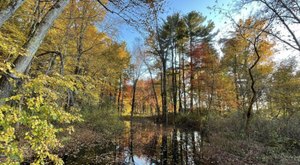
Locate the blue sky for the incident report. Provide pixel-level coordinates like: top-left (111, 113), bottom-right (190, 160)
top-left (109, 0), bottom-right (233, 51)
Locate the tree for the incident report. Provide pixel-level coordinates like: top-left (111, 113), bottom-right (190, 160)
top-left (222, 35), bottom-right (250, 112)
top-left (143, 54), bottom-right (161, 121)
top-left (129, 41), bottom-right (145, 122)
top-left (0, 0), bottom-right (70, 101)
top-left (269, 57), bottom-right (300, 118)
top-left (191, 42), bottom-right (219, 113)
top-left (166, 13), bottom-right (180, 117)
top-left (239, 0), bottom-right (300, 52)
top-left (146, 1), bottom-right (169, 124)
top-left (183, 11), bottom-right (214, 112)
top-left (0, 0), bottom-right (25, 28)
top-left (0, 0), bottom-right (163, 164)
top-left (222, 18), bottom-right (274, 133)
top-left (159, 13), bottom-right (184, 119)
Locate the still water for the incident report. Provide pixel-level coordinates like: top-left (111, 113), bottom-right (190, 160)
top-left (64, 120), bottom-right (203, 165)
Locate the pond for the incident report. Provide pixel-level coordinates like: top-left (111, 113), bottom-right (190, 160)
top-left (64, 119), bottom-right (204, 165)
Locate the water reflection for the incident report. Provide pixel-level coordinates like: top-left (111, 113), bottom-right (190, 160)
top-left (64, 120), bottom-right (203, 165)
top-left (116, 121), bottom-right (203, 165)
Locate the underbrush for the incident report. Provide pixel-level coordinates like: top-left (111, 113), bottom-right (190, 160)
top-left (172, 110), bottom-right (300, 163)
top-left (175, 113), bottom-right (203, 130)
top-left (205, 110), bottom-right (300, 164)
top-left (81, 105), bottom-right (124, 135)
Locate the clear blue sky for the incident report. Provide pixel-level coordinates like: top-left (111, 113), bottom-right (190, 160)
top-left (102, 0), bottom-right (233, 51)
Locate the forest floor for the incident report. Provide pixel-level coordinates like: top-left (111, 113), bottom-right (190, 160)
top-left (199, 133), bottom-right (300, 165)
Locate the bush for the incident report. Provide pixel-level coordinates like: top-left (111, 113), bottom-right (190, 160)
top-left (0, 75), bottom-right (82, 164)
top-left (81, 105), bottom-right (124, 135)
top-left (175, 113), bottom-right (202, 130)
top-left (209, 110), bottom-right (300, 155)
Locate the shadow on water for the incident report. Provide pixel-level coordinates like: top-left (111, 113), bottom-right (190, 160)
top-left (64, 119), bottom-right (204, 165)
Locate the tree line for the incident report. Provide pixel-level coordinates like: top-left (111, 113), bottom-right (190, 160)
top-left (127, 0), bottom-right (300, 136)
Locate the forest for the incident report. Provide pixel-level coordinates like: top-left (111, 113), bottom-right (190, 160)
top-left (0, 0), bottom-right (300, 164)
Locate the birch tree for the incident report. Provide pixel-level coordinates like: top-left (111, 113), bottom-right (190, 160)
top-left (0, 0), bottom-right (26, 28)
top-left (0, 0), bottom-right (69, 100)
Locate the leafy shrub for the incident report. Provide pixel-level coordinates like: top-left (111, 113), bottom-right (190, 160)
top-left (0, 74), bottom-right (82, 164)
top-left (81, 105), bottom-right (124, 136)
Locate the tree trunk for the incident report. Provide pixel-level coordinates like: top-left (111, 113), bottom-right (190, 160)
top-left (14, 0), bottom-right (69, 74)
top-left (74, 13), bottom-right (88, 75)
top-left (182, 53), bottom-right (187, 112)
top-left (0, 0), bottom-right (69, 101)
top-left (162, 58), bottom-right (168, 125)
top-left (117, 75), bottom-right (122, 115)
top-left (178, 52), bottom-right (183, 113)
top-left (45, 54), bottom-right (57, 75)
top-left (0, 0), bottom-right (25, 28)
top-left (207, 68), bottom-right (216, 113)
top-left (190, 40), bottom-right (194, 112)
top-left (153, 7), bottom-right (167, 125)
top-left (197, 72), bottom-right (201, 113)
top-left (233, 54), bottom-right (240, 110)
top-left (245, 39), bottom-right (261, 135)
top-left (131, 79), bottom-right (138, 123)
top-left (120, 81), bottom-right (124, 113)
top-left (145, 63), bottom-right (160, 121)
top-left (171, 44), bottom-right (177, 118)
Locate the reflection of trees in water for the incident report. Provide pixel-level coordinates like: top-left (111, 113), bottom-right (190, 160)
top-left (172, 128), bottom-right (179, 164)
top-left (64, 122), bottom-right (205, 164)
top-left (117, 121), bottom-right (204, 165)
top-left (161, 127), bottom-right (168, 165)
top-left (129, 120), bottom-right (135, 164)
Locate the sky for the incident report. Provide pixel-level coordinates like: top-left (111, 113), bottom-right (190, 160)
top-left (109, 0), bottom-right (234, 52)
top-left (100, 0), bottom-right (300, 64)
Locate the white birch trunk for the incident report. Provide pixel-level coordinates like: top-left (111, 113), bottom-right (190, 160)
top-left (0, 0), bottom-right (26, 28)
top-left (13, 0), bottom-right (70, 74)
top-left (0, 0), bottom-right (69, 100)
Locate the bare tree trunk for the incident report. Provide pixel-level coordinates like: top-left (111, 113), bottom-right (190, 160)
top-left (45, 54), bottom-right (57, 75)
top-left (0, 0), bottom-right (25, 28)
top-left (0, 0), bottom-right (69, 101)
top-left (178, 52), bottom-right (183, 113)
top-left (182, 53), bottom-right (187, 112)
top-left (145, 62), bottom-right (160, 121)
top-left (14, 0), bottom-right (69, 74)
top-left (117, 75), bottom-right (122, 115)
top-left (190, 40), bottom-right (194, 112)
top-left (131, 79), bottom-right (138, 123)
top-left (153, 6), bottom-right (167, 125)
top-left (162, 58), bottom-right (168, 125)
top-left (171, 44), bottom-right (177, 118)
top-left (245, 38), bottom-right (261, 135)
top-left (120, 81), bottom-right (124, 112)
